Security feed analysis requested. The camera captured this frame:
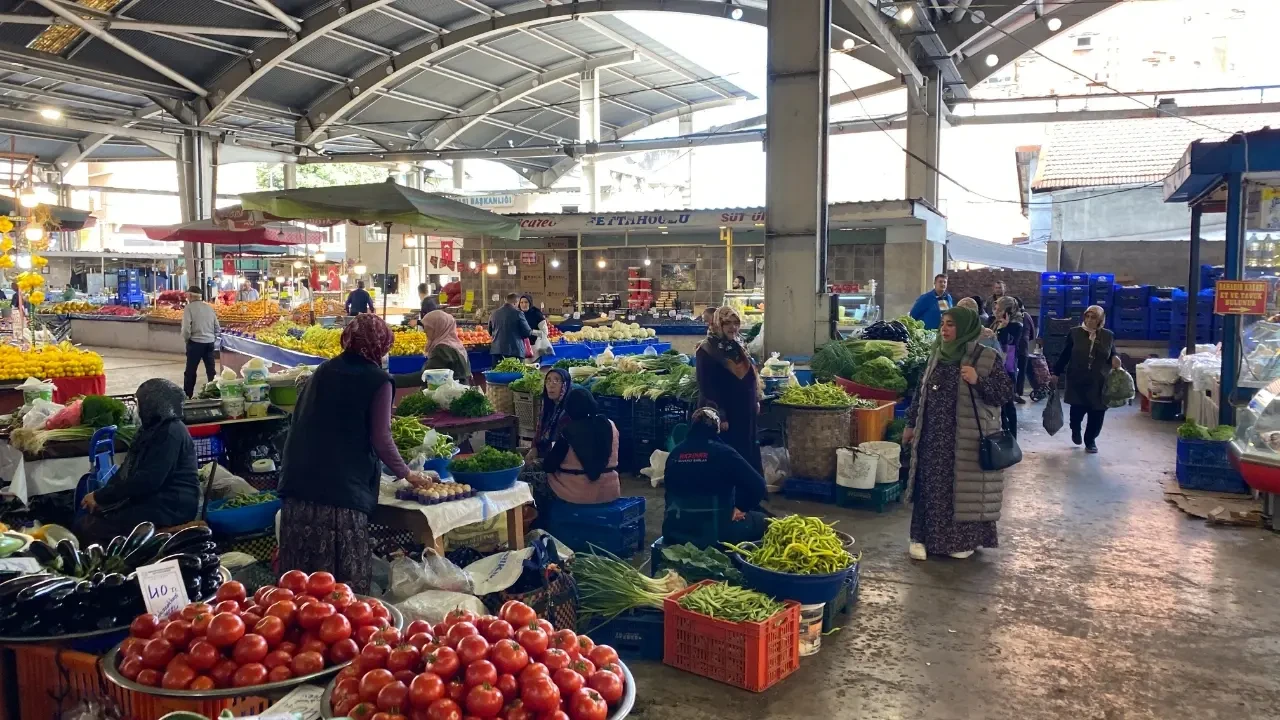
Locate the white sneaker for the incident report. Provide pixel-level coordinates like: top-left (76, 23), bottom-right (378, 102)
top-left (909, 542), bottom-right (927, 561)
top-left (949, 550), bottom-right (974, 559)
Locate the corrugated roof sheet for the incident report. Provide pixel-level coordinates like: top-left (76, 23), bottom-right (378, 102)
top-left (1032, 113), bottom-right (1280, 191)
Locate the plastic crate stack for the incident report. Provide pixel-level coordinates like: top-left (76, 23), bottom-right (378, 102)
top-left (1041, 317), bottom-right (1075, 370)
top-left (544, 496), bottom-right (647, 557)
top-left (595, 395), bottom-right (637, 472)
top-left (1063, 272), bottom-right (1090, 326)
top-left (1039, 272), bottom-right (1067, 328)
top-left (1113, 285), bottom-right (1151, 340)
top-left (1201, 264), bottom-right (1224, 289)
top-left (631, 396), bottom-right (690, 469)
top-left (1146, 287), bottom-right (1177, 341)
top-left (1089, 273), bottom-right (1115, 320)
top-left (1169, 288), bottom-right (1219, 357)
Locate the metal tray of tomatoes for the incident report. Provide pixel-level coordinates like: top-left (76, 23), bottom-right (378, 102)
top-left (100, 597), bottom-right (403, 701)
top-left (317, 659), bottom-right (636, 720)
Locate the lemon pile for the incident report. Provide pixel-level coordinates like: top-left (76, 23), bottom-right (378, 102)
top-left (253, 322), bottom-right (427, 357)
top-left (0, 342), bottom-right (105, 381)
top-left (391, 328), bottom-right (427, 356)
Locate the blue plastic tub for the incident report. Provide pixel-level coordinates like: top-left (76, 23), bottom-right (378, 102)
top-left (484, 370), bottom-right (525, 385)
top-left (1176, 462), bottom-right (1249, 494)
top-left (422, 447), bottom-right (461, 479)
top-left (782, 477), bottom-right (838, 503)
top-left (731, 543), bottom-right (852, 605)
top-left (793, 368), bottom-right (814, 386)
top-left (550, 517), bottom-right (645, 557)
top-left (1176, 438), bottom-right (1232, 469)
top-left (1064, 272), bottom-right (1089, 285)
top-left (388, 355), bottom-right (425, 375)
top-left (1089, 273), bottom-right (1115, 286)
top-left (1040, 271), bottom-right (1066, 285)
top-left (450, 461), bottom-right (523, 491)
top-left (206, 494), bottom-right (281, 536)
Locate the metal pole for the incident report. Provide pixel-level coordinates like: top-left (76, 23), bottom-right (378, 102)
top-left (249, 0), bottom-right (302, 32)
top-left (0, 14), bottom-right (290, 37)
top-left (1220, 174), bottom-right (1245, 428)
top-left (576, 232), bottom-right (583, 313)
top-left (382, 222), bottom-right (391, 318)
top-left (1186, 205), bottom-right (1202, 357)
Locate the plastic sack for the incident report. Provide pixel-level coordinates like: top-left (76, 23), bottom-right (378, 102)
top-left (1104, 368), bottom-right (1136, 409)
top-left (388, 551), bottom-right (473, 601)
top-left (640, 449), bottom-right (669, 488)
top-left (45, 399), bottom-right (83, 430)
top-left (746, 324), bottom-right (765, 359)
top-left (1043, 388), bottom-right (1064, 436)
top-left (22, 398), bottom-right (64, 429)
top-left (533, 320), bottom-right (555, 359)
top-left (761, 445), bottom-right (789, 493)
top-left (596, 345), bottom-right (616, 366)
top-left (430, 379), bottom-right (469, 407)
top-left (395, 590), bottom-right (488, 626)
top-left (761, 352), bottom-right (791, 378)
top-left (464, 533), bottom-right (574, 596)
top-left (642, 344), bottom-right (658, 356)
top-left (836, 447), bottom-right (877, 489)
top-left (17, 378), bottom-right (55, 404)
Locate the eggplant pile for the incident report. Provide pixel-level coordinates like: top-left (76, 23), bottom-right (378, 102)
top-left (0, 523), bottom-right (224, 638)
top-left (861, 320), bottom-right (911, 343)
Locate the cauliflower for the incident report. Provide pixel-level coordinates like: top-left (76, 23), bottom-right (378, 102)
top-left (645, 328), bottom-right (657, 337)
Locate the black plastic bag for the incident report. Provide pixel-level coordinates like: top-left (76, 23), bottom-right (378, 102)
top-left (1043, 388), bottom-right (1064, 436)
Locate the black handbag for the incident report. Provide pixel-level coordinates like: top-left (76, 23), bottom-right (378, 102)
top-left (967, 362), bottom-right (1023, 471)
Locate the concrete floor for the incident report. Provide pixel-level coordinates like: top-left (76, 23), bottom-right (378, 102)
top-left (628, 405), bottom-right (1280, 719)
top-left (92, 347), bottom-right (189, 395)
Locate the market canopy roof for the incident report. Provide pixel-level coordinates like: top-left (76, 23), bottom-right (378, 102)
top-left (947, 232), bottom-right (1046, 271)
top-left (236, 180), bottom-right (522, 240)
top-left (1163, 127), bottom-right (1280, 206)
top-left (142, 219), bottom-right (305, 246)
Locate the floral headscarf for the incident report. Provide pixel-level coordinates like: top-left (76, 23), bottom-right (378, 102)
top-left (423, 310), bottom-right (466, 358)
top-left (1083, 304), bottom-right (1105, 341)
top-left (341, 313), bottom-right (394, 365)
top-left (703, 306), bottom-right (751, 380)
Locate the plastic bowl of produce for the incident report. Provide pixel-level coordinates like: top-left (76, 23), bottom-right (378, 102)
top-left (484, 370), bottom-right (524, 385)
top-left (421, 447), bottom-right (461, 478)
top-left (834, 376), bottom-right (901, 401)
top-left (205, 493), bottom-right (281, 536)
top-left (449, 462), bottom-right (523, 492)
top-left (730, 542), bottom-right (854, 605)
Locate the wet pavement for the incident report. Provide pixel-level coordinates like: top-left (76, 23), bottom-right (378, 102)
top-left (628, 404), bottom-right (1280, 719)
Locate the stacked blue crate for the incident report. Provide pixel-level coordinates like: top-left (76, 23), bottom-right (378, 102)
top-left (1169, 289), bottom-right (1218, 356)
top-left (1148, 296), bottom-right (1174, 340)
top-left (1200, 264), bottom-right (1224, 289)
top-left (1064, 272), bottom-right (1090, 286)
top-left (1039, 281), bottom-right (1067, 330)
top-left (1090, 275), bottom-right (1115, 314)
top-left (1113, 285), bottom-right (1151, 340)
top-left (116, 268), bottom-right (143, 305)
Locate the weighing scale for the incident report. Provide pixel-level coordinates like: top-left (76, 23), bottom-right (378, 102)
top-left (182, 399), bottom-right (226, 424)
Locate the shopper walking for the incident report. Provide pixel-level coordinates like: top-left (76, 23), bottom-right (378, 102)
top-left (696, 306), bottom-right (763, 475)
top-left (180, 288), bottom-right (220, 397)
top-left (1013, 297), bottom-right (1036, 403)
top-left (238, 279), bottom-right (259, 301)
top-left (519, 293), bottom-right (547, 358)
top-left (990, 297), bottom-right (1024, 438)
top-left (345, 280), bottom-right (373, 315)
top-left (908, 274), bottom-right (953, 330)
top-left (277, 314), bottom-right (432, 593)
top-left (409, 282), bottom-right (437, 327)
top-left (1051, 304), bottom-right (1120, 454)
top-left (488, 292), bottom-right (532, 362)
top-left (421, 309), bottom-right (471, 383)
top-left (902, 307), bottom-right (1013, 561)
top-left (985, 280), bottom-right (1006, 318)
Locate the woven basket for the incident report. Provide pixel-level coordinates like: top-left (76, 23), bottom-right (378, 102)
top-left (784, 405), bottom-right (852, 480)
top-left (512, 389), bottom-right (542, 439)
top-left (487, 383), bottom-right (515, 416)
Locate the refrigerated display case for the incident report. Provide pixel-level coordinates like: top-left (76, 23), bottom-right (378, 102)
top-left (722, 290), bottom-right (764, 326)
top-left (831, 281), bottom-right (879, 331)
top-left (1230, 378), bottom-right (1280, 497)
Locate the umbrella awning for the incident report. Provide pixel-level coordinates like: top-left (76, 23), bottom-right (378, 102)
top-left (143, 220), bottom-right (305, 246)
top-left (236, 179), bottom-right (521, 240)
top-left (0, 196), bottom-right (96, 230)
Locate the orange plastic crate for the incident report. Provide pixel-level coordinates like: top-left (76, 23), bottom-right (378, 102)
top-left (662, 580), bottom-right (800, 692)
top-left (850, 401), bottom-right (897, 444)
top-left (7, 645), bottom-right (268, 720)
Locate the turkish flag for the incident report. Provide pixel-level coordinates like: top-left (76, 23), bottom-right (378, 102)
top-left (440, 240), bottom-right (454, 265)
top-left (327, 266), bottom-right (341, 289)
top-left (222, 256), bottom-right (236, 275)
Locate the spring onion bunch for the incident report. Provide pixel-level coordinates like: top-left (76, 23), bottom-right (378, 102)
top-left (573, 549), bottom-right (686, 622)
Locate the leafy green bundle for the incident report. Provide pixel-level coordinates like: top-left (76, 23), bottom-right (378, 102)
top-left (395, 392), bottom-right (440, 417)
top-left (451, 445), bottom-right (522, 472)
top-left (850, 356), bottom-right (907, 392)
top-left (449, 388), bottom-right (494, 417)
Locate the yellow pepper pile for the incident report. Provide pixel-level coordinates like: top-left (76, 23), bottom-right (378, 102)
top-left (0, 342), bottom-right (105, 381)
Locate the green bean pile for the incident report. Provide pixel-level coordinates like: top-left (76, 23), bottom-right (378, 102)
top-left (677, 582), bottom-right (784, 623)
top-left (726, 515), bottom-right (855, 575)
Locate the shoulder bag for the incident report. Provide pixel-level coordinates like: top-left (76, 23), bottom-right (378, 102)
top-left (967, 347), bottom-right (1023, 471)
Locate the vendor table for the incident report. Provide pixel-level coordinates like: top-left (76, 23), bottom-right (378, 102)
top-left (0, 375), bottom-right (107, 416)
top-left (370, 480), bottom-right (532, 553)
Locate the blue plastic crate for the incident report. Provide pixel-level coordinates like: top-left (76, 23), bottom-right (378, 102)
top-left (1091, 297), bottom-right (1112, 310)
top-left (633, 396), bottom-right (689, 444)
top-left (1175, 462), bottom-right (1249, 494)
top-left (595, 395), bottom-right (635, 432)
top-left (1115, 286), bottom-right (1152, 304)
top-left (192, 433), bottom-right (224, 462)
top-left (550, 516), bottom-right (645, 557)
top-left (1116, 306), bottom-right (1148, 321)
top-left (1176, 438), bottom-right (1232, 469)
top-left (822, 565), bottom-right (860, 633)
top-left (1064, 272), bottom-right (1090, 285)
top-left (1090, 273), bottom-right (1116, 286)
top-left (1066, 294), bottom-right (1090, 309)
top-left (1040, 285), bottom-right (1068, 301)
top-left (1115, 328), bottom-right (1148, 341)
top-left (577, 609), bottom-right (664, 662)
top-left (547, 496), bottom-right (645, 527)
top-left (1041, 272), bottom-right (1066, 285)
top-left (1115, 318), bottom-right (1148, 332)
top-left (783, 477), bottom-right (838, 503)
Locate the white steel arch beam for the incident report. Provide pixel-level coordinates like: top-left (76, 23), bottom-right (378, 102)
top-left (415, 50), bottom-right (637, 151)
top-left (297, 0), bottom-right (766, 145)
top-left (956, 0), bottom-right (1120, 86)
top-left (198, 0), bottom-right (398, 124)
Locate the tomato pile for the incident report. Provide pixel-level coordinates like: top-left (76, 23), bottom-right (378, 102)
top-left (115, 570), bottom-right (392, 691)
top-left (329, 600), bottom-right (626, 720)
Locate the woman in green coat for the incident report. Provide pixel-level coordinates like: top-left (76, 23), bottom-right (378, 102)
top-left (421, 310), bottom-right (471, 384)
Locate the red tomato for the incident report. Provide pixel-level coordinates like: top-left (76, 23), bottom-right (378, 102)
top-left (370, 601), bottom-right (391, 621)
top-left (544, 712), bottom-right (570, 720)
top-left (370, 616), bottom-right (391, 630)
top-left (292, 651), bottom-right (326, 676)
top-left (264, 587), bottom-right (296, 606)
top-left (567, 688), bottom-right (607, 720)
top-left (254, 616), bottom-right (286, 648)
top-left (214, 581), bottom-right (247, 605)
top-left (346, 601), bottom-right (375, 626)
top-left (495, 673), bottom-right (519, 703)
top-left (446, 680), bottom-right (466, 702)
top-left (587, 670), bottom-right (623, 705)
top-left (349, 702), bottom-right (378, 720)
top-left (180, 603), bottom-right (212, 622)
top-left (433, 623), bottom-right (448, 638)
top-left (306, 571), bottom-right (336, 598)
top-left (213, 600), bottom-right (241, 616)
top-left (423, 647), bottom-right (460, 680)
top-left (552, 667), bottom-right (584, 697)
top-left (253, 585), bottom-right (277, 606)
top-left (503, 700), bottom-right (536, 720)
top-left (355, 624), bottom-right (380, 646)
top-left (119, 637), bottom-right (145, 659)
top-left (394, 670), bottom-right (416, 685)
top-left (210, 659), bottom-right (238, 688)
top-left (473, 615), bottom-right (497, 634)
top-left (279, 570), bottom-right (309, 595)
top-left (464, 683), bottom-right (503, 718)
top-left (541, 649), bottom-right (571, 673)
top-left (536, 619), bottom-right (554, 636)
top-left (320, 613), bottom-right (353, 644)
top-left (136, 669), bottom-right (161, 687)
top-left (517, 662), bottom-right (548, 686)
top-left (409, 672), bottom-right (446, 708)
top-left (333, 698), bottom-right (359, 718)
top-left (268, 665), bottom-right (293, 683)
top-left (586, 646), bottom-right (618, 668)
top-left (520, 676), bottom-right (560, 714)
top-left (232, 663), bottom-right (268, 688)
top-left (191, 612), bottom-right (213, 638)
top-left (206, 613), bottom-right (245, 649)
top-left (405, 620), bottom-right (432, 637)
top-left (359, 641), bottom-right (392, 672)
top-left (187, 640), bottom-right (219, 671)
top-left (140, 638), bottom-right (175, 670)
top-left (596, 662), bottom-right (624, 681)
top-left (334, 677), bottom-right (361, 704)
top-left (463, 660), bottom-right (497, 689)
top-left (406, 632), bottom-right (434, 651)
top-left (264, 650), bottom-right (293, 670)
top-left (377, 680), bottom-right (410, 712)
top-left (119, 655), bottom-right (144, 681)
top-left (574, 636), bottom-right (595, 657)
top-left (233, 634), bottom-right (269, 665)
top-left (161, 619), bottom-right (191, 648)
top-left (480, 620), bottom-right (513, 644)
top-left (425, 699), bottom-right (462, 720)
top-left (336, 665), bottom-right (361, 684)
top-left (298, 601), bottom-right (336, 630)
top-left (499, 602), bottom-right (536, 629)
top-left (130, 614), bottom-right (161, 639)
top-left (514, 625), bottom-right (548, 658)
top-left (377, 627), bottom-right (403, 646)
top-left (279, 641), bottom-right (299, 656)
top-left (190, 676), bottom-right (216, 691)
top-left (549, 630), bottom-right (578, 659)
top-left (360, 668), bottom-right (396, 702)
top-left (387, 644), bottom-right (421, 674)
top-left (455, 635), bottom-right (489, 666)
top-left (445, 622), bottom-right (477, 649)
top-left (328, 638), bottom-right (360, 665)
top-left (443, 609), bottom-right (475, 628)
top-left (265, 600), bottom-right (298, 626)
top-left (328, 587), bottom-right (356, 611)
top-left (569, 659), bottom-right (595, 679)
top-left (299, 634), bottom-right (327, 656)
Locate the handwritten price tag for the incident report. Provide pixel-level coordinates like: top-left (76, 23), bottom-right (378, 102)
top-left (135, 559), bottom-right (189, 618)
top-left (607, 311), bottom-right (617, 320)
top-left (264, 684), bottom-right (325, 720)
top-left (572, 312), bottom-right (581, 320)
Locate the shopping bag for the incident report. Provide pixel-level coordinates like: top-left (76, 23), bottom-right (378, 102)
top-left (1042, 388), bottom-right (1064, 436)
top-left (533, 320), bottom-right (555, 358)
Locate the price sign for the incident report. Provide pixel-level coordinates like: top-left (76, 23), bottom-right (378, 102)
top-left (572, 312), bottom-right (582, 320)
top-left (668, 310), bottom-right (677, 318)
top-left (263, 684), bottom-right (325, 720)
top-left (463, 290), bottom-right (474, 312)
top-left (626, 314), bottom-right (636, 321)
top-left (136, 559), bottom-right (189, 618)
top-left (608, 311), bottom-right (617, 320)
top-left (0, 557), bottom-right (41, 573)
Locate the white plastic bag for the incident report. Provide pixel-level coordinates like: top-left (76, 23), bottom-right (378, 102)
top-left (430, 379), bottom-right (469, 407)
top-left (388, 551), bottom-right (473, 601)
top-left (746, 324), bottom-right (765, 359)
top-left (760, 446), bottom-right (789, 493)
top-left (22, 398), bottom-right (63, 429)
top-left (16, 378), bottom-right (55, 404)
top-left (640, 449), bottom-right (669, 488)
top-left (642, 344), bottom-right (658, 356)
top-left (596, 345), bottom-right (616, 366)
top-left (533, 320), bottom-right (555, 358)
top-left (396, 590), bottom-right (488, 625)
top-left (836, 447), bottom-right (877, 489)
top-left (464, 533), bottom-right (574, 596)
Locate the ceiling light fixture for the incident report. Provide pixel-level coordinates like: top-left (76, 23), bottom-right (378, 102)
top-left (643, 257), bottom-right (651, 267)
top-left (898, 6), bottom-right (914, 23)
top-left (15, 253), bottom-right (31, 269)
top-left (22, 227), bottom-right (42, 243)
top-left (596, 258), bottom-right (607, 269)
top-left (1047, 17), bottom-right (1062, 32)
top-left (729, 7), bottom-right (743, 21)
top-left (19, 187), bottom-right (39, 208)
top-left (39, 108), bottom-right (61, 120)
top-left (841, 38), bottom-right (855, 50)
top-left (275, 276), bottom-right (285, 284)
top-left (354, 263), bottom-right (367, 275)
top-left (468, 260), bottom-right (478, 270)
top-left (292, 260), bottom-right (303, 269)
top-left (550, 255), bottom-right (560, 268)
top-left (985, 54), bottom-right (999, 67)
top-left (486, 262), bottom-right (498, 275)
top-left (313, 252), bottom-right (326, 263)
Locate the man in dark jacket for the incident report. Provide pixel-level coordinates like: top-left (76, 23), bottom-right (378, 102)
top-left (488, 292), bottom-right (531, 361)
top-left (345, 280), bottom-right (374, 315)
top-left (662, 409), bottom-right (768, 548)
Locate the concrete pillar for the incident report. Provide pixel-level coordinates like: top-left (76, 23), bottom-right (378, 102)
top-left (763, 0), bottom-right (830, 357)
top-left (579, 70), bottom-right (601, 212)
top-left (178, 130), bottom-right (214, 287)
top-left (905, 70), bottom-right (942, 205)
top-left (283, 162), bottom-right (297, 189)
top-left (679, 111), bottom-right (694, 208)
top-left (452, 160), bottom-right (464, 191)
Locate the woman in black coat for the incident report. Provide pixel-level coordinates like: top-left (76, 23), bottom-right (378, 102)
top-left (1051, 305), bottom-right (1121, 454)
top-left (695, 306), bottom-right (762, 474)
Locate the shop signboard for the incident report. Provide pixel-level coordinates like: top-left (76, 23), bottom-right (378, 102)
top-left (1214, 280), bottom-right (1269, 315)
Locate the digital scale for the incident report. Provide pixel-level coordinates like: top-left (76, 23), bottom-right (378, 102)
top-left (182, 399), bottom-right (225, 424)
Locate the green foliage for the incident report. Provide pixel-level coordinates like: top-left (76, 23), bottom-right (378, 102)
top-left (849, 356), bottom-right (907, 392)
top-left (395, 392), bottom-right (439, 417)
top-left (254, 163), bottom-right (400, 190)
top-left (451, 445), bottom-right (522, 473)
top-left (449, 388), bottom-right (494, 417)
top-left (810, 341), bottom-right (857, 382)
top-left (81, 395), bottom-right (130, 428)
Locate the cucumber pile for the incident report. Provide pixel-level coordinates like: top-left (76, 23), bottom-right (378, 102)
top-left (0, 523), bottom-right (224, 638)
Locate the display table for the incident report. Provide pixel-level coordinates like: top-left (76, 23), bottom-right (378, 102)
top-left (371, 480), bottom-right (532, 553)
top-left (0, 375), bottom-right (107, 415)
top-left (69, 316), bottom-right (186, 354)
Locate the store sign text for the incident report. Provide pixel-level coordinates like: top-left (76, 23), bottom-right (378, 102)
top-left (588, 213), bottom-right (691, 227)
top-left (519, 218), bottom-right (560, 228)
top-left (720, 211), bottom-right (767, 223)
top-left (1214, 280), bottom-right (1269, 315)
top-left (459, 194), bottom-right (515, 208)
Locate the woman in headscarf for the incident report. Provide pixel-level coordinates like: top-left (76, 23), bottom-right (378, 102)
top-left (278, 313), bottom-right (432, 593)
top-left (695, 306), bottom-right (762, 474)
top-left (957, 297), bottom-right (999, 350)
top-left (75, 379), bottom-right (199, 544)
top-left (527, 367), bottom-right (570, 461)
top-left (1051, 304), bottom-right (1120, 454)
top-left (662, 408), bottom-right (768, 548)
top-left (545, 387), bottom-right (621, 505)
top-left (990, 296), bottom-right (1024, 438)
top-left (902, 307), bottom-right (1013, 561)
top-left (519, 294), bottom-right (550, 359)
top-left (421, 309), bottom-right (471, 383)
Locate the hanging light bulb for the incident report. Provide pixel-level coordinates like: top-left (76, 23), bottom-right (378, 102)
top-left (486, 262), bottom-right (498, 275)
top-left (549, 255), bottom-right (560, 269)
top-left (19, 187), bottom-right (39, 208)
top-left (313, 252), bottom-right (326, 263)
top-left (15, 253), bottom-right (31, 270)
top-left (643, 257), bottom-right (651, 267)
top-left (468, 260), bottom-right (478, 270)
top-left (354, 263), bottom-right (368, 275)
top-left (292, 260), bottom-right (303, 269)
top-left (275, 276), bottom-right (285, 284)
top-left (596, 258), bottom-right (607, 269)
top-left (23, 225), bottom-right (44, 242)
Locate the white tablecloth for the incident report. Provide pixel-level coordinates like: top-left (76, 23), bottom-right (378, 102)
top-left (0, 441), bottom-right (119, 505)
top-left (377, 480), bottom-right (533, 538)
